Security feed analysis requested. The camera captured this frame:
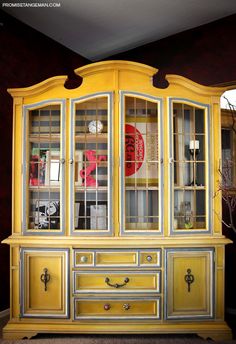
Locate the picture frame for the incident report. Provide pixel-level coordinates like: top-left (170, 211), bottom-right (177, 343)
top-left (125, 119), bottom-right (159, 186)
top-left (90, 204), bottom-right (107, 230)
top-left (74, 202), bottom-right (80, 229)
top-left (29, 148), bottom-right (47, 186)
top-left (45, 151), bottom-right (60, 186)
top-left (74, 150), bottom-right (83, 186)
top-left (34, 200), bottom-right (60, 229)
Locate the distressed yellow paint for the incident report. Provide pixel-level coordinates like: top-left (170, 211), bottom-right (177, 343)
top-left (22, 250), bottom-right (68, 316)
top-left (3, 61), bottom-right (235, 340)
top-left (166, 250), bottom-right (212, 317)
top-left (96, 251), bottom-right (137, 265)
top-left (75, 299), bottom-right (159, 318)
top-left (74, 272), bottom-right (159, 291)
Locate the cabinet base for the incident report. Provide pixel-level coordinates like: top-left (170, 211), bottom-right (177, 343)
top-left (3, 321), bottom-right (232, 340)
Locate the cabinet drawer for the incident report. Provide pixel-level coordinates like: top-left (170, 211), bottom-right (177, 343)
top-left (96, 251), bottom-right (137, 266)
top-left (74, 271), bottom-right (161, 293)
top-left (74, 297), bottom-right (160, 319)
top-left (74, 249), bottom-right (161, 268)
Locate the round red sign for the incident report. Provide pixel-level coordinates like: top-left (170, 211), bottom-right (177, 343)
top-left (125, 124), bottom-right (145, 176)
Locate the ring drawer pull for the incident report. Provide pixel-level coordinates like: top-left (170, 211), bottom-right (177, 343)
top-left (123, 303), bottom-right (131, 311)
top-left (104, 304), bottom-right (111, 311)
top-left (105, 277), bottom-right (129, 288)
top-left (40, 268), bottom-right (50, 291)
top-left (184, 268), bottom-right (194, 292)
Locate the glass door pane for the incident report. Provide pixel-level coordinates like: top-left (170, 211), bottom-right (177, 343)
top-left (25, 104), bottom-right (64, 233)
top-left (72, 95), bottom-right (112, 234)
top-left (121, 95), bottom-right (161, 234)
top-left (172, 102), bottom-right (208, 232)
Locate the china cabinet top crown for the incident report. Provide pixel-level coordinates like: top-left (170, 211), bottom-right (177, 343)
top-left (8, 60), bottom-right (226, 98)
top-left (8, 60), bottom-right (230, 242)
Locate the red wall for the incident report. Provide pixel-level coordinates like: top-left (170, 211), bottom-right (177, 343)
top-left (108, 14), bottom-right (236, 87)
top-left (0, 10), bottom-right (89, 311)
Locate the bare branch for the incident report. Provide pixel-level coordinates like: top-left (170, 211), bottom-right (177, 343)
top-left (223, 96), bottom-right (236, 135)
top-left (215, 143), bottom-right (236, 232)
top-left (213, 209), bottom-right (233, 230)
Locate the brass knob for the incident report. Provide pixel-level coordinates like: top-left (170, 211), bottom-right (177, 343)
top-left (80, 256), bottom-right (88, 263)
top-left (104, 304), bottom-right (111, 311)
top-left (123, 303), bottom-right (131, 311)
top-left (146, 255), bottom-right (153, 262)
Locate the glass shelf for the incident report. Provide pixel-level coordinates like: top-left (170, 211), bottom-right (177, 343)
top-left (29, 186), bottom-right (60, 191)
top-left (75, 133), bottom-right (108, 143)
top-left (29, 134), bottom-right (60, 142)
top-left (75, 186), bottom-right (108, 191)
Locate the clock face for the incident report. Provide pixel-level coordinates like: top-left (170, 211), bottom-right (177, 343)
top-left (88, 120), bottom-right (103, 134)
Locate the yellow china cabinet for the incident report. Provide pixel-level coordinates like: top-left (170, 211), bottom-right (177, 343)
top-left (2, 61), bottom-right (234, 339)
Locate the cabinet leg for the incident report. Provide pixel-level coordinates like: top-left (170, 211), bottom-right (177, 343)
top-left (197, 329), bottom-right (232, 341)
top-left (3, 324), bottom-right (38, 340)
top-left (3, 331), bottom-right (38, 340)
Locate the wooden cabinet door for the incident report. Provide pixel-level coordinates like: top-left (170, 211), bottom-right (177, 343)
top-left (20, 248), bottom-right (69, 318)
top-left (165, 248), bottom-right (214, 319)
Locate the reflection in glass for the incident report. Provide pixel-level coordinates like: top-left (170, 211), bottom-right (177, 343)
top-left (74, 97), bottom-right (109, 231)
top-left (75, 191), bottom-right (107, 230)
top-left (126, 190), bottom-right (159, 229)
top-left (28, 105), bottom-right (61, 230)
top-left (173, 103), bottom-right (206, 230)
top-left (124, 96), bottom-right (159, 231)
top-left (174, 190), bottom-right (206, 229)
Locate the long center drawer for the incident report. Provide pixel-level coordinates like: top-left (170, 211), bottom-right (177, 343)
top-left (74, 297), bottom-right (161, 319)
top-left (73, 271), bottom-right (161, 293)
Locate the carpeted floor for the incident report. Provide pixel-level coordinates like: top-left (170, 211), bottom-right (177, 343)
top-left (1, 316), bottom-right (236, 343)
top-left (0, 333), bottom-right (217, 344)
top-left (1, 334), bottom-right (236, 344)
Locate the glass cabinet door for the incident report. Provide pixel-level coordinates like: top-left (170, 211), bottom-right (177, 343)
top-left (170, 101), bottom-right (210, 233)
top-left (120, 93), bottom-right (163, 235)
top-left (23, 101), bottom-right (65, 234)
top-left (71, 94), bottom-right (112, 235)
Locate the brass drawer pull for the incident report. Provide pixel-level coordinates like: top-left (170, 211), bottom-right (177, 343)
top-left (80, 256), bottom-right (88, 263)
top-left (105, 277), bottom-right (129, 288)
top-left (104, 304), bottom-right (111, 311)
top-left (184, 268), bottom-right (194, 292)
top-left (146, 255), bottom-right (153, 262)
top-left (123, 303), bottom-right (131, 310)
top-left (40, 268), bottom-right (50, 291)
